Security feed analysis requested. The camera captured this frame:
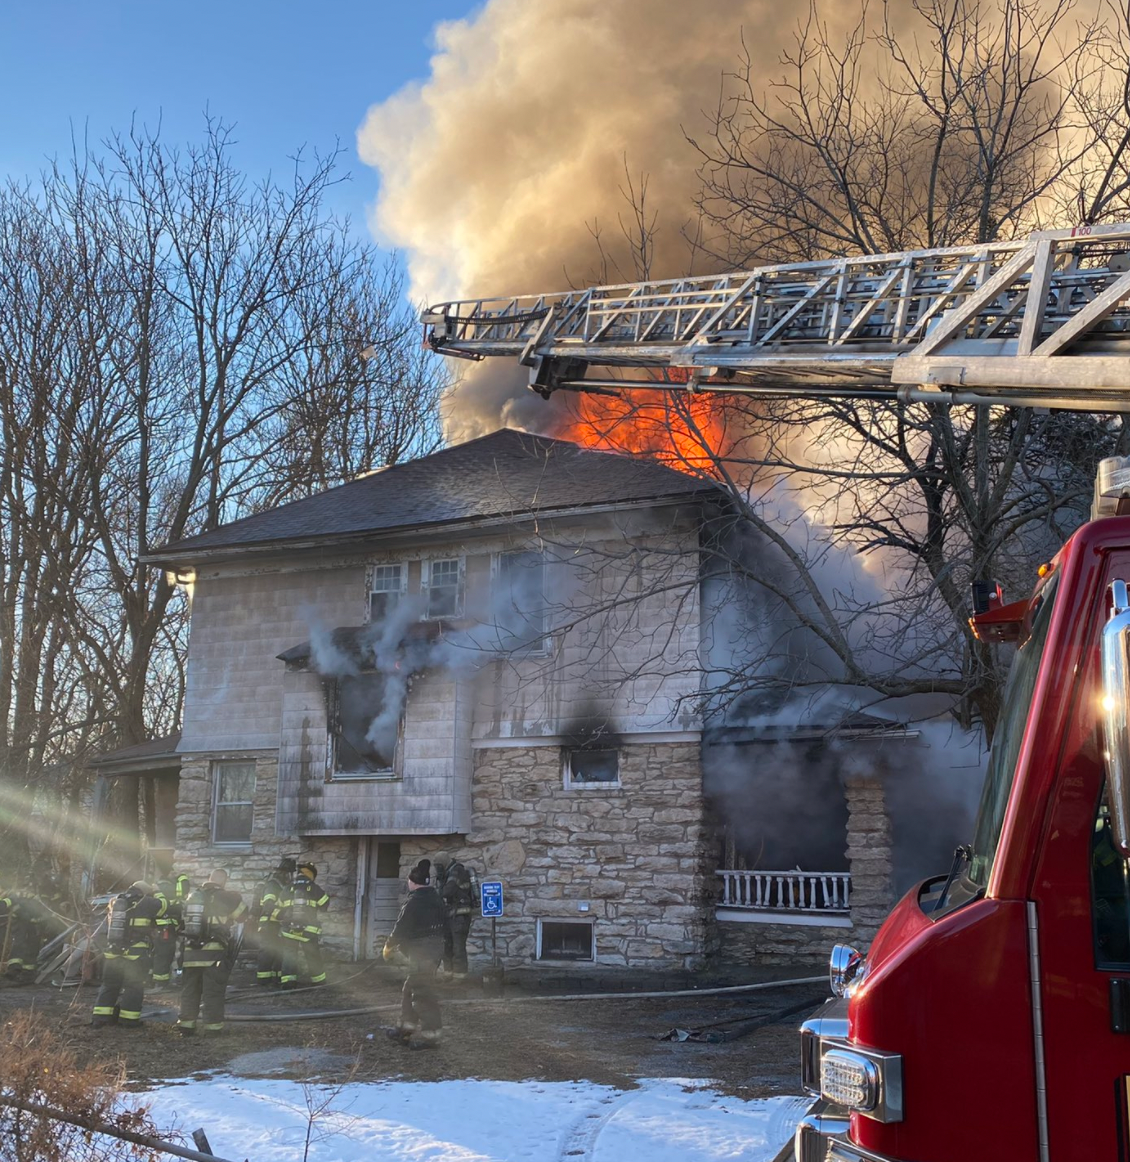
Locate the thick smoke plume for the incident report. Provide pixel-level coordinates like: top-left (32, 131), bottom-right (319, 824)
top-left (359, 0), bottom-right (862, 440)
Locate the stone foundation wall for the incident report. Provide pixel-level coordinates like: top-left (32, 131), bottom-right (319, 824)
top-left (717, 918), bottom-right (853, 966)
top-left (173, 752), bottom-right (357, 952)
top-left (402, 741), bottom-right (712, 970)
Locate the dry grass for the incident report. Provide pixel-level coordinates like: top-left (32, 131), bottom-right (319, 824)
top-left (0, 1009), bottom-right (164, 1161)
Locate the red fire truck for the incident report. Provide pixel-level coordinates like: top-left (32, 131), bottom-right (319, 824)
top-left (421, 222), bottom-right (1130, 1161)
top-left (795, 463), bottom-right (1130, 1161)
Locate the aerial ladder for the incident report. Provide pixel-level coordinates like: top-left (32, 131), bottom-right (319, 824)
top-left (421, 221), bottom-right (1130, 412)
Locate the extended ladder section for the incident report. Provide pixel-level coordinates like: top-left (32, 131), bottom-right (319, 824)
top-left (421, 222), bottom-right (1130, 411)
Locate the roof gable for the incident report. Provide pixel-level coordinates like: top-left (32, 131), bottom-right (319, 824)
top-left (152, 429), bottom-right (714, 561)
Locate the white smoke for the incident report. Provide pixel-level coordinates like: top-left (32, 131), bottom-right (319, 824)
top-left (358, 0), bottom-right (864, 441)
top-left (304, 614), bottom-right (360, 678)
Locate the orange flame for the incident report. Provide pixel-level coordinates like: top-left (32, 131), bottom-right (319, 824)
top-left (554, 382), bottom-right (735, 478)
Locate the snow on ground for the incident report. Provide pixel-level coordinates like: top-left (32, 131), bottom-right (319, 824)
top-left (142, 1075), bottom-right (809, 1162)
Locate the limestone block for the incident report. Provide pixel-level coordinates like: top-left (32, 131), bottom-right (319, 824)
top-left (641, 888), bottom-right (685, 906)
top-left (635, 856), bottom-right (679, 873)
top-left (589, 879), bottom-right (627, 899)
top-left (484, 838), bottom-right (526, 875)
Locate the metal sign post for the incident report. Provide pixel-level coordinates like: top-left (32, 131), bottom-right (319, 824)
top-left (480, 881), bottom-right (503, 968)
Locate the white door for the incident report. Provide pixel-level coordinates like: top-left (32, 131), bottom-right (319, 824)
top-left (364, 840), bottom-right (403, 958)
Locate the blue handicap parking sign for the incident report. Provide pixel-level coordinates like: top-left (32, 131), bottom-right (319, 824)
top-left (481, 881), bottom-right (504, 917)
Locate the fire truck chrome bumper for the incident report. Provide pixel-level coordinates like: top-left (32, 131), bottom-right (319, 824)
top-left (795, 1110), bottom-right (901, 1162)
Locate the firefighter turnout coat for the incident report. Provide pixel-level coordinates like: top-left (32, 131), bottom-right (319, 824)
top-left (280, 870), bottom-right (330, 986)
top-left (177, 881), bottom-right (247, 1033)
top-left (0, 891), bottom-right (43, 979)
top-left (92, 885), bottom-right (166, 1027)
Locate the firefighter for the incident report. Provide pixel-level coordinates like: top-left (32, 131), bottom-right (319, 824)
top-left (176, 868), bottom-right (246, 1036)
top-left (383, 859), bottom-right (448, 1048)
top-left (151, 863), bottom-right (191, 985)
top-left (254, 857), bottom-right (296, 986)
top-left (279, 861), bottom-right (329, 989)
top-left (91, 881), bottom-right (165, 1028)
top-left (441, 862), bottom-right (475, 980)
top-left (0, 889), bottom-right (41, 984)
top-left (30, 861), bottom-right (70, 929)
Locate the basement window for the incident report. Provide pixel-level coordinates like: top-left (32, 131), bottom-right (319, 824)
top-left (328, 674), bottom-right (402, 779)
top-left (537, 919), bottom-right (594, 962)
top-left (370, 563), bottom-right (406, 623)
top-left (564, 748), bottom-right (620, 789)
top-left (425, 557), bottom-right (463, 619)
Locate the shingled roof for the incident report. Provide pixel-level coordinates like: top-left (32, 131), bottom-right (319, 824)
top-left (151, 429), bottom-right (714, 562)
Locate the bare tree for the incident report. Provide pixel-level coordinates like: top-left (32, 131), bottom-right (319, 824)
top-left (547, 1), bottom-right (1130, 741)
top-left (692, 0), bottom-right (1104, 262)
top-left (0, 118), bottom-right (449, 873)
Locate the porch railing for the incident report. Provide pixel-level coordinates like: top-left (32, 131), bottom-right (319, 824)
top-left (717, 869), bottom-right (851, 914)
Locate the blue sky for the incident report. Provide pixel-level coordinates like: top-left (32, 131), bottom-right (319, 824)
top-left (0, 0), bottom-right (477, 238)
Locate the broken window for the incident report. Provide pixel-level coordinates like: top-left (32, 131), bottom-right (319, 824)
top-left (370, 563), bottom-right (405, 622)
top-left (564, 748), bottom-right (620, 788)
top-left (426, 557), bottom-right (463, 618)
top-left (212, 761), bottom-right (255, 844)
top-left (538, 919), bottom-right (594, 961)
top-left (329, 674), bottom-right (401, 777)
top-left (496, 550), bottom-right (548, 653)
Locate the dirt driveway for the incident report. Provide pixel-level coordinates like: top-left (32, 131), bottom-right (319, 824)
top-left (0, 960), bottom-right (826, 1098)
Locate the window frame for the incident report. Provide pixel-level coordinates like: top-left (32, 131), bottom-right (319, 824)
top-left (423, 556), bottom-right (464, 620)
top-left (211, 760), bottom-right (256, 847)
top-left (368, 562), bottom-right (407, 624)
top-left (493, 549), bottom-right (550, 656)
top-left (536, 918), bottom-right (595, 962)
top-left (563, 747), bottom-right (621, 790)
top-left (325, 675), bottom-right (404, 782)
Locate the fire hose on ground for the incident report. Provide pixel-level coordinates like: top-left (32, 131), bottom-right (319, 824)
top-left (140, 973), bottom-right (826, 1023)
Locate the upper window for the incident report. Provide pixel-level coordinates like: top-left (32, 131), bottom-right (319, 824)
top-left (426, 558), bottom-right (463, 619)
top-left (370, 563), bottom-right (405, 623)
top-left (564, 748), bottom-right (620, 789)
top-left (496, 551), bottom-right (549, 653)
top-left (330, 674), bottom-right (400, 778)
top-left (212, 761), bottom-right (255, 845)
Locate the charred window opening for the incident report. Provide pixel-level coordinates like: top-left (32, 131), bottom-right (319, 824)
top-left (370, 563), bottom-right (405, 622)
top-left (496, 550), bottom-right (548, 653)
top-left (426, 558), bottom-right (463, 619)
top-left (705, 740), bottom-right (849, 873)
top-left (564, 748), bottom-right (620, 788)
top-left (538, 919), bottom-right (594, 961)
top-left (212, 761), bottom-right (255, 845)
top-left (329, 674), bottom-right (401, 778)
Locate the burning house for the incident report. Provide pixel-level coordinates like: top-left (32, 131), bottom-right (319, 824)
top-left (92, 429), bottom-right (962, 970)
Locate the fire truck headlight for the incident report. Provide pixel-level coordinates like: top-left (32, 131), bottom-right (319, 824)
top-left (819, 1048), bottom-right (904, 1123)
top-left (820, 1050), bottom-right (879, 1109)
